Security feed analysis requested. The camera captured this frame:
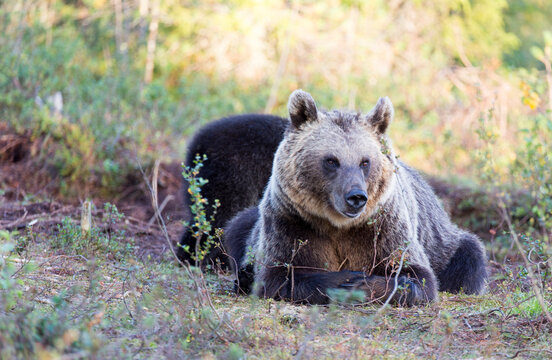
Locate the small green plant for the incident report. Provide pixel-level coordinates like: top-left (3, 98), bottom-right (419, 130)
top-left (506, 288), bottom-right (552, 318)
top-left (101, 203), bottom-right (134, 260)
top-left (0, 242), bottom-right (28, 311)
top-left (180, 154), bottom-right (222, 267)
top-left (0, 239), bottom-right (103, 358)
top-left (224, 343), bottom-right (245, 360)
top-left (15, 225), bottom-right (36, 255)
top-left (52, 203), bottom-right (133, 260)
top-left (327, 288), bottom-right (367, 304)
top-left (508, 79), bottom-right (552, 286)
top-left (474, 107), bottom-right (500, 187)
top-left (53, 216), bottom-right (86, 254)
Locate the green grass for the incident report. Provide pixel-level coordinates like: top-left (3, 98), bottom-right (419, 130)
top-left (509, 290), bottom-right (552, 317)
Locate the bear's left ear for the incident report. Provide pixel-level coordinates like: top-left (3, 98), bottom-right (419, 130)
top-left (365, 97), bottom-right (394, 134)
top-left (288, 90), bottom-right (318, 129)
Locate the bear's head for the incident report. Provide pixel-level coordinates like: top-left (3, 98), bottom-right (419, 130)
top-left (272, 90), bottom-right (397, 229)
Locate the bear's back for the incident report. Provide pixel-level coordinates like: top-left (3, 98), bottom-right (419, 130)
top-left (185, 114), bottom-right (289, 223)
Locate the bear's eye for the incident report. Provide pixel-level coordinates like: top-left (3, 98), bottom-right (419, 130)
top-left (360, 160), bottom-right (370, 168)
top-left (325, 157), bottom-right (340, 168)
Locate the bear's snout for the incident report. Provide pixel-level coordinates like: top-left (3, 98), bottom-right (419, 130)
top-left (344, 189), bottom-right (367, 214)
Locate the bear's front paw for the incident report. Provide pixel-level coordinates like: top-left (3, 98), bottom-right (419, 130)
top-left (338, 275), bottom-right (394, 304)
top-left (395, 276), bottom-right (426, 307)
top-left (338, 275), bottom-right (428, 307)
top-left (234, 268), bottom-right (255, 295)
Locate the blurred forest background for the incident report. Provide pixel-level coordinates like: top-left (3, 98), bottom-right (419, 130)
top-left (1, 0), bottom-right (551, 197)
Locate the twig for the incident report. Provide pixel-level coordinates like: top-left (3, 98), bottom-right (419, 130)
top-left (376, 242), bottom-right (411, 315)
top-left (137, 159), bottom-right (181, 264)
top-left (462, 307), bottom-right (504, 319)
top-left (121, 268), bottom-right (135, 321)
top-left (507, 348), bottom-right (552, 359)
top-left (147, 194), bottom-right (174, 226)
top-left (463, 317), bottom-right (473, 331)
top-left (376, 162), bottom-right (417, 314)
top-left (0, 203), bottom-right (75, 229)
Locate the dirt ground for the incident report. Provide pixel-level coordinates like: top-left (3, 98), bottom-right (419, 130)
top-left (0, 125), bottom-right (186, 260)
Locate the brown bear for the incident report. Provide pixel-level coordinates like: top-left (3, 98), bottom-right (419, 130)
top-left (223, 90), bottom-right (487, 306)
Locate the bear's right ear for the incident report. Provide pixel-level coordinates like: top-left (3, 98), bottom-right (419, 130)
top-left (288, 90), bottom-right (318, 129)
top-left (365, 96), bottom-right (394, 135)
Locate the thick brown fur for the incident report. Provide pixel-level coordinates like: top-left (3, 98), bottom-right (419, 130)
top-left (224, 90), bottom-right (487, 306)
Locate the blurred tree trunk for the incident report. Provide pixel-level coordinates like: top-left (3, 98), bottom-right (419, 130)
top-left (40, 0), bottom-right (53, 46)
top-left (113, 0), bottom-right (123, 53)
top-left (544, 51), bottom-right (552, 112)
top-left (144, 0), bottom-right (159, 84)
top-left (139, 0), bottom-right (149, 17)
top-left (264, 41), bottom-right (290, 113)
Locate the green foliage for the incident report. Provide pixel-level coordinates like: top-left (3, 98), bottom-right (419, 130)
top-left (511, 113), bottom-right (552, 232)
top-left (0, 241), bottom-right (102, 358)
top-left (505, 0), bottom-right (552, 68)
top-left (1, 0), bottom-right (546, 195)
top-left (474, 108), bottom-right (500, 186)
top-left (0, 1), bottom-right (272, 197)
top-left (14, 225), bottom-right (36, 255)
top-left (0, 242), bottom-right (27, 311)
top-left (52, 203), bottom-right (134, 260)
top-left (507, 38), bottom-right (552, 267)
top-left (224, 343), bottom-right (246, 360)
top-left (327, 288), bottom-right (367, 304)
top-left (432, 0), bottom-right (519, 64)
top-left (180, 154), bottom-right (222, 267)
top-left (3, 198), bottom-right (552, 358)
top-left (1, 2), bottom-right (552, 354)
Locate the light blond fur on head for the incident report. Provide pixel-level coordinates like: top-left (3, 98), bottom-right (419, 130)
top-left (271, 91), bottom-right (397, 229)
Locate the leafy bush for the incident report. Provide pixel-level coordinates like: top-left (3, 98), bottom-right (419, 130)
top-left (179, 154), bottom-right (223, 267)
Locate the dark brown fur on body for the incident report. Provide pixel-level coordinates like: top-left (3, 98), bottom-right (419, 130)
top-left (176, 114), bottom-right (289, 267)
top-left (224, 90), bottom-right (487, 306)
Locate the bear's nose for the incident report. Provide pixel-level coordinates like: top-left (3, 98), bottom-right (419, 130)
top-left (345, 190), bottom-right (368, 209)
